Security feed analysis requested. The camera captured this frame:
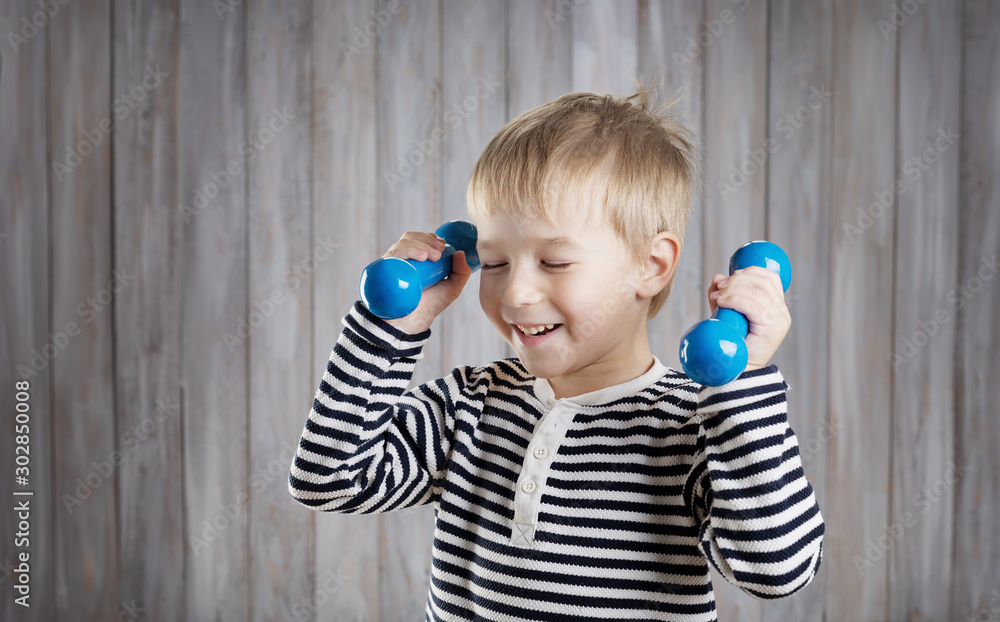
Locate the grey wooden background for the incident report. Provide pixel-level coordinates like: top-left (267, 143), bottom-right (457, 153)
top-left (1, 0), bottom-right (998, 620)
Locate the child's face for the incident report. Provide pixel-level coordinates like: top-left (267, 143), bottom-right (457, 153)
top-left (475, 197), bottom-right (653, 398)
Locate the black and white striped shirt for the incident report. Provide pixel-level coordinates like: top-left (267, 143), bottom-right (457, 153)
top-left (288, 300), bottom-right (825, 621)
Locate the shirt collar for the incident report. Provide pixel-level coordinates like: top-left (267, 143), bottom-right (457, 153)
top-left (532, 355), bottom-right (671, 409)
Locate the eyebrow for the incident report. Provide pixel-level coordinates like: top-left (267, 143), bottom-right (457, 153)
top-left (478, 237), bottom-right (584, 252)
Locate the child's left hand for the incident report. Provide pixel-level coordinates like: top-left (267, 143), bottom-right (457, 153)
top-left (707, 267), bottom-right (791, 371)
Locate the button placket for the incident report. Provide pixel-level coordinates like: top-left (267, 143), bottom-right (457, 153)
top-left (510, 403), bottom-right (576, 548)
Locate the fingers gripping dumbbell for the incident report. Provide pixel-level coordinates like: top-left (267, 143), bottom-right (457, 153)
top-left (678, 241), bottom-right (792, 386)
top-left (359, 220), bottom-right (481, 320)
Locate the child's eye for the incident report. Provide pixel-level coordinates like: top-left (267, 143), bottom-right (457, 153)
top-left (480, 262), bottom-right (571, 271)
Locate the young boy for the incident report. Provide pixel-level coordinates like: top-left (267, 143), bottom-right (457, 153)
top-left (288, 87), bottom-right (825, 621)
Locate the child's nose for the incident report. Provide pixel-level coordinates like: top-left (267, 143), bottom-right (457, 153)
top-left (501, 264), bottom-right (544, 308)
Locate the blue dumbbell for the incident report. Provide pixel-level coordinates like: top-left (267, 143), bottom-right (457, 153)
top-left (678, 241), bottom-right (792, 386)
top-left (359, 220), bottom-right (482, 319)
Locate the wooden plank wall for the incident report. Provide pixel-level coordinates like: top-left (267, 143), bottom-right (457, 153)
top-left (954, 1), bottom-right (1000, 618)
top-left (1, 1), bottom-right (998, 621)
top-left (178, 0), bottom-right (248, 619)
top-left (762, 3), bottom-right (830, 621)
top-left (827, 0), bottom-right (896, 619)
top-left (113, 2), bottom-right (184, 621)
top-left (48, 2), bottom-right (117, 619)
top-left (0, 0), bottom-right (55, 620)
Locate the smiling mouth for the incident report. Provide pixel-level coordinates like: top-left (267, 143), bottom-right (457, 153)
top-left (514, 323), bottom-right (562, 336)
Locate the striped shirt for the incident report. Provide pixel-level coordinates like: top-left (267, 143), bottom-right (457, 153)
top-left (288, 300), bottom-right (825, 621)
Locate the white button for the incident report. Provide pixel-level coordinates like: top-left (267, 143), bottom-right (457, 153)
top-left (521, 480), bottom-right (536, 494)
top-left (533, 446), bottom-right (548, 459)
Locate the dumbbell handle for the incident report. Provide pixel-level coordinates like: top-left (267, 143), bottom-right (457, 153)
top-left (360, 220), bottom-right (481, 320)
top-left (678, 241), bottom-right (791, 386)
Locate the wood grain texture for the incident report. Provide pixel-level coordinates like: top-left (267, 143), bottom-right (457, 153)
top-left (952, 1), bottom-right (1000, 619)
top-left (572, 0), bottom-right (639, 96)
top-left (637, 0), bottom-right (705, 372)
top-left (508, 0), bottom-right (573, 117)
top-left (111, 0), bottom-right (184, 619)
top-left (889, 2), bottom-right (961, 620)
top-left (701, 0), bottom-right (768, 269)
top-left (700, 0), bottom-right (768, 618)
top-left (310, 1), bottom-right (383, 619)
top-left (0, 1), bottom-right (55, 620)
top-left (569, 0), bottom-right (666, 402)
top-left (762, 2), bottom-right (832, 621)
top-left (826, 1), bottom-right (897, 620)
top-left (376, 0), bottom-right (442, 616)
top-left (179, 0), bottom-right (249, 618)
top-left (48, 2), bottom-right (118, 618)
top-left (245, 1), bottom-right (313, 621)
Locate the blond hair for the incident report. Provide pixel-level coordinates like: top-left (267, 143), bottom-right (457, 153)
top-left (466, 83), bottom-right (698, 319)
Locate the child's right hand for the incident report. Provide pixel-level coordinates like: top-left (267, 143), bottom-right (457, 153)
top-left (379, 231), bottom-right (473, 334)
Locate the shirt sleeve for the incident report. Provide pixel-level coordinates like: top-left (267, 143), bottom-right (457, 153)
top-left (287, 300), bottom-right (469, 514)
top-left (683, 364), bottom-right (825, 599)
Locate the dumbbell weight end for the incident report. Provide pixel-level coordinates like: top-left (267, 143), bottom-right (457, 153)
top-left (360, 220), bottom-right (481, 320)
top-left (678, 319), bottom-right (749, 387)
top-left (678, 240), bottom-right (791, 386)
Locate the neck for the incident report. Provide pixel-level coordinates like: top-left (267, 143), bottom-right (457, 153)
top-left (549, 324), bottom-right (655, 400)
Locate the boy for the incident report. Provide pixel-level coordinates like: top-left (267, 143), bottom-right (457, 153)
top-left (288, 87), bottom-right (825, 621)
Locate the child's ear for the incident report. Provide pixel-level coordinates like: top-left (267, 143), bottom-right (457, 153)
top-left (636, 232), bottom-right (680, 298)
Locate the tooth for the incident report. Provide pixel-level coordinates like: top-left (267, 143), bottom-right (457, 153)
top-left (517, 323), bottom-right (558, 336)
